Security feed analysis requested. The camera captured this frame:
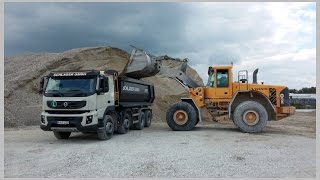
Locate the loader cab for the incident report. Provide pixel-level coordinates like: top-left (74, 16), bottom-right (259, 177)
top-left (206, 65), bottom-right (233, 98)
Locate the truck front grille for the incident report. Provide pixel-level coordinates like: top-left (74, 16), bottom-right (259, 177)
top-left (47, 101), bottom-right (86, 109)
top-left (47, 117), bottom-right (83, 122)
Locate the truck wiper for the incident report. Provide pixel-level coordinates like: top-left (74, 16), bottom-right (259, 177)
top-left (45, 90), bottom-right (64, 97)
top-left (68, 89), bottom-right (87, 97)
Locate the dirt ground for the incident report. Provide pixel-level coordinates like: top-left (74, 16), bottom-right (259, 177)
top-left (4, 111), bottom-right (316, 178)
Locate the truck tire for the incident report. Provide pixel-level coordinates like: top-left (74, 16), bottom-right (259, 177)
top-left (97, 115), bottom-right (114, 140)
top-left (53, 132), bottom-right (71, 139)
top-left (133, 111), bottom-right (145, 130)
top-left (117, 110), bottom-right (131, 134)
top-left (166, 102), bottom-right (197, 131)
top-left (144, 110), bottom-right (152, 127)
top-left (233, 101), bottom-right (268, 133)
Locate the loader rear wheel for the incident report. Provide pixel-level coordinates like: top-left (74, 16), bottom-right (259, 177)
top-left (233, 101), bottom-right (268, 133)
top-left (166, 102), bottom-right (197, 131)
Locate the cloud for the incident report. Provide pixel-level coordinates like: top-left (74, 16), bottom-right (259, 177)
top-left (4, 2), bottom-right (316, 89)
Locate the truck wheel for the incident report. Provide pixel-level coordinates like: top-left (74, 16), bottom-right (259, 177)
top-left (53, 132), bottom-right (71, 139)
top-left (233, 101), bottom-right (268, 133)
top-left (97, 115), bottom-right (114, 140)
top-left (117, 111), bottom-right (131, 134)
top-left (144, 110), bottom-right (152, 127)
top-left (133, 111), bottom-right (145, 130)
top-left (166, 102), bottom-right (197, 131)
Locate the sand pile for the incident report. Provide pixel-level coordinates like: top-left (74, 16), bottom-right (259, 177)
top-left (4, 46), bottom-right (204, 127)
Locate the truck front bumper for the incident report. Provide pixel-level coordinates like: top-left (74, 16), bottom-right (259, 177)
top-left (40, 111), bottom-right (103, 132)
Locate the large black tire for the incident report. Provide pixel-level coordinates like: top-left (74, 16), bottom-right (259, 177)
top-left (144, 110), bottom-right (152, 127)
top-left (117, 110), bottom-right (131, 134)
top-left (233, 101), bottom-right (268, 133)
top-left (166, 102), bottom-right (197, 131)
top-left (133, 111), bottom-right (145, 130)
top-left (97, 115), bottom-right (114, 140)
top-left (53, 132), bottom-right (71, 139)
top-left (195, 118), bottom-right (199, 126)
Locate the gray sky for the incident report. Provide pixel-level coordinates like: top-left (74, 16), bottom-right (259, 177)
top-left (4, 2), bottom-right (316, 89)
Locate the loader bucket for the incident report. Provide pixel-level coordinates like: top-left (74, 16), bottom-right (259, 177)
top-left (122, 47), bottom-right (161, 79)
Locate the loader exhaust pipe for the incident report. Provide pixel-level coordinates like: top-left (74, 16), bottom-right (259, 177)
top-left (253, 68), bottom-right (258, 84)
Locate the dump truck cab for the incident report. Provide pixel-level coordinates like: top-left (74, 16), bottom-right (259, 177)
top-left (39, 70), bottom-right (117, 138)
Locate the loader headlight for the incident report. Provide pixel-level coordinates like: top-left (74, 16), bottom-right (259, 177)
top-left (280, 94), bottom-right (284, 104)
top-left (86, 115), bottom-right (93, 124)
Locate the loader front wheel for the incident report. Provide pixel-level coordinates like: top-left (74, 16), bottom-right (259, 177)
top-left (233, 101), bottom-right (268, 133)
top-left (166, 102), bottom-right (197, 131)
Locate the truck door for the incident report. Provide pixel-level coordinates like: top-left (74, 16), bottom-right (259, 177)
top-left (96, 76), bottom-right (112, 110)
top-left (215, 69), bottom-right (231, 98)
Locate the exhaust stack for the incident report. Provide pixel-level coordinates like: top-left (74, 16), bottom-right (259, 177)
top-left (253, 68), bottom-right (258, 84)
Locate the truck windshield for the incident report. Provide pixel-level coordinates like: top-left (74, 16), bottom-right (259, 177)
top-left (45, 76), bottom-right (97, 97)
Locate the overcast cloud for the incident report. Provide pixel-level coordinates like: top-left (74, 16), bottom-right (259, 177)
top-left (4, 2), bottom-right (316, 89)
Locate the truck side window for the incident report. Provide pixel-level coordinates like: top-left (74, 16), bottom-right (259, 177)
top-left (217, 70), bottom-right (228, 87)
top-left (99, 77), bottom-right (109, 93)
top-left (104, 77), bottom-right (109, 92)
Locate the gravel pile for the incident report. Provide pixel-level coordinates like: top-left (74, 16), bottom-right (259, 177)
top-left (4, 46), bottom-right (204, 127)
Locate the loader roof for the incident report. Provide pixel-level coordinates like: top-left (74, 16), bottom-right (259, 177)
top-left (210, 65), bottom-right (233, 69)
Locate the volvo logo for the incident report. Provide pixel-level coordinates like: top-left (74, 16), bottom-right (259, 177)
top-left (63, 102), bottom-right (68, 107)
top-left (51, 101), bottom-right (57, 108)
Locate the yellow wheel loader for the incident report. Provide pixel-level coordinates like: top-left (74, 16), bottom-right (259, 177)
top-left (123, 46), bottom-right (296, 133)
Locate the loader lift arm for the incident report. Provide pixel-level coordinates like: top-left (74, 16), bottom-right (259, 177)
top-left (122, 46), bottom-right (199, 89)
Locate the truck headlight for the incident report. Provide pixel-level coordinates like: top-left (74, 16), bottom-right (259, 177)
top-left (41, 115), bottom-right (45, 124)
top-left (86, 115), bottom-right (93, 124)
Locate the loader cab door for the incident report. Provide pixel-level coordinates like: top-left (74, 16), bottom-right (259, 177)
top-left (215, 69), bottom-right (231, 98)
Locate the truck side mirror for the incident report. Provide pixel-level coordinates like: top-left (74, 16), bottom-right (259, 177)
top-left (39, 77), bottom-right (45, 95)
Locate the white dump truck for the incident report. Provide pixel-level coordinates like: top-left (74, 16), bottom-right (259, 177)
top-left (39, 69), bottom-right (155, 140)
top-left (39, 46), bottom-right (197, 140)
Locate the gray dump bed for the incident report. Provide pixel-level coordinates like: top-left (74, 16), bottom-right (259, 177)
top-left (118, 76), bottom-right (155, 107)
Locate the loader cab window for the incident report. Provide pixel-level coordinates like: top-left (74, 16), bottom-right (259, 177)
top-left (217, 70), bottom-right (229, 87)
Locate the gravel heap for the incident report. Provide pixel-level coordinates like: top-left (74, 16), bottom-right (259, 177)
top-left (4, 46), bottom-right (204, 127)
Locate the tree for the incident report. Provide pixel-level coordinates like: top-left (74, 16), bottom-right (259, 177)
top-left (290, 87), bottom-right (316, 94)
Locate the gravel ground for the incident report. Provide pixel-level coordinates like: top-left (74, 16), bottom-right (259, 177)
top-left (4, 112), bottom-right (316, 178)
